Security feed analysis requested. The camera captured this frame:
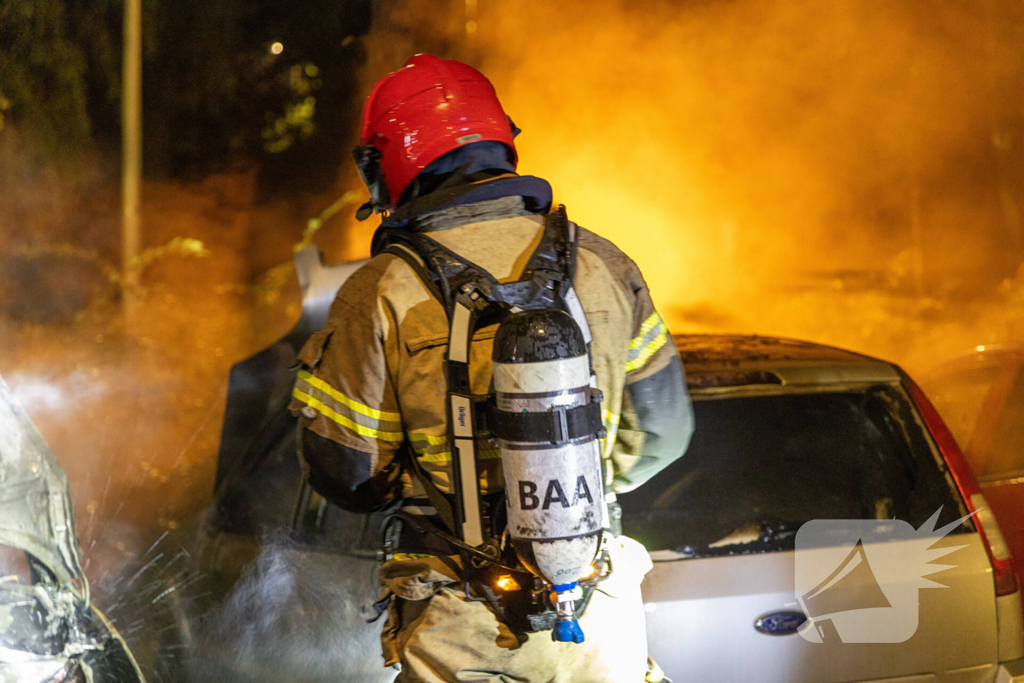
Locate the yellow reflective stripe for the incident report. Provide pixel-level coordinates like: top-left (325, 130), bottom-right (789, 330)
top-left (411, 434), bottom-right (449, 463)
top-left (391, 552), bottom-right (435, 561)
top-left (409, 432), bottom-right (447, 446)
top-left (600, 411), bottom-right (620, 457)
top-left (293, 388), bottom-right (405, 442)
top-left (601, 410), bottom-right (621, 428)
top-left (297, 370), bottom-right (401, 422)
top-left (418, 448), bottom-right (502, 463)
top-left (625, 329), bottom-right (668, 372)
top-left (630, 312), bottom-right (663, 349)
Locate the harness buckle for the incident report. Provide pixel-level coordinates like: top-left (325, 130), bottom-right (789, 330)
top-left (552, 406), bottom-right (569, 445)
top-left (380, 516), bottom-right (402, 562)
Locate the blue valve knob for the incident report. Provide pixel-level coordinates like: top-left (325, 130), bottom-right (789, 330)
top-left (552, 618), bottom-right (585, 643)
top-left (550, 582), bottom-right (585, 643)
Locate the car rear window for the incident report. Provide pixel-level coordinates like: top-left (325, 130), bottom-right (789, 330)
top-left (618, 385), bottom-right (972, 557)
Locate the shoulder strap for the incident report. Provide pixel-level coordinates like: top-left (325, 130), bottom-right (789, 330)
top-left (380, 238), bottom-right (493, 546)
top-left (445, 292), bottom-right (489, 547)
top-left (380, 242), bottom-right (446, 306)
top-left (378, 246), bottom-right (457, 536)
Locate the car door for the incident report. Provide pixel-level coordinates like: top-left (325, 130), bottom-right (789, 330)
top-left (618, 384), bottom-right (999, 683)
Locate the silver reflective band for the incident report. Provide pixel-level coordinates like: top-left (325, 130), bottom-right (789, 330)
top-left (449, 303), bottom-right (472, 363)
top-left (563, 287), bottom-right (592, 345)
top-left (456, 437), bottom-right (484, 546)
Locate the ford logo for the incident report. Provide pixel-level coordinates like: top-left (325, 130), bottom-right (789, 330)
top-left (754, 611), bottom-right (808, 636)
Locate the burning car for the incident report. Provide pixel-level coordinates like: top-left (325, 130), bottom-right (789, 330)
top-left (0, 376), bottom-right (144, 683)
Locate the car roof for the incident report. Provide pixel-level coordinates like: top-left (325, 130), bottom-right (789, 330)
top-left (673, 334), bottom-right (900, 392)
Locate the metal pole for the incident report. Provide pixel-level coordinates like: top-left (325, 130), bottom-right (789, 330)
top-left (122, 0), bottom-right (142, 292)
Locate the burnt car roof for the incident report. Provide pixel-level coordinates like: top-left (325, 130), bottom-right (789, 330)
top-left (673, 334), bottom-right (899, 390)
top-left (673, 334), bottom-right (876, 365)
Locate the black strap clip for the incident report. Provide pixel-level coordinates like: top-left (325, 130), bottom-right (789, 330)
top-left (552, 406), bottom-right (570, 445)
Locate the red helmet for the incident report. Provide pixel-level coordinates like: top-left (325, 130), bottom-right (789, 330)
top-left (354, 54), bottom-right (518, 212)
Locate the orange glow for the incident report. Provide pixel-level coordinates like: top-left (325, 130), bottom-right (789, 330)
top-left (578, 563), bottom-right (598, 580)
top-left (436, 0), bottom-right (1024, 375)
top-left (495, 575), bottom-right (521, 592)
top-left (347, 0), bottom-right (1024, 376)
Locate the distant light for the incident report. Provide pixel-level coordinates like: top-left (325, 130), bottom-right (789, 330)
top-left (270, 42), bottom-right (284, 55)
top-left (466, 20), bottom-right (478, 35)
top-left (976, 345), bottom-right (986, 352)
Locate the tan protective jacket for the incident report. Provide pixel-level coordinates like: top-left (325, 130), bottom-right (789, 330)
top-left (289, 184), bottom-right (692, 682)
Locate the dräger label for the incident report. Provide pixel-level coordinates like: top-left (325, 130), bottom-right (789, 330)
top-left (451, 395), bottom-right (473, 438)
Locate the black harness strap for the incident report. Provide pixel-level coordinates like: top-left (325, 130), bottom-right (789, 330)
top-left (381, 243), bottom-right (445, 306)
top-left (487, 400), bottom-right (604, 445)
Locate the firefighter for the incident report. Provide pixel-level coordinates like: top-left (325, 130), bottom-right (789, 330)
top-left (290, 54), bottom-right (693, 682)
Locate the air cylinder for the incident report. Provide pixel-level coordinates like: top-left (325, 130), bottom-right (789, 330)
top-left (492, 308), bottom-right (604, 643)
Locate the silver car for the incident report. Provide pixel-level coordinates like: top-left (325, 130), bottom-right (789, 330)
top-left (625, 335), bottom-right (1024, 682)
top-left (0, 376), bottom-right (145, 683)
top-left (198, 249), bottom-right (1024, 682)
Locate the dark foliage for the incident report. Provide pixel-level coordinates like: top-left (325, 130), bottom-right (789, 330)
top-left (0, 0), bottom-right (371, 193)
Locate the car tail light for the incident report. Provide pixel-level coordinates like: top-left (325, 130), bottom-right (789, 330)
top-left (902, 373), bottom-right (1019, 596)
top-left (970, 493), bottom-right (1019, 596)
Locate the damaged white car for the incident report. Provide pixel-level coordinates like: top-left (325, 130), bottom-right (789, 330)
top-left (0, 376), bottom-right (144, 683)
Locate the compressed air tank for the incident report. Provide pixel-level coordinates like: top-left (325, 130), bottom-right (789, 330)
top-left (492, 309), bottom-right (604, 642)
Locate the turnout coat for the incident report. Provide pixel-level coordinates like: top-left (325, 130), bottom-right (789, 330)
top-left (290, 175), bottom-right (693, 682)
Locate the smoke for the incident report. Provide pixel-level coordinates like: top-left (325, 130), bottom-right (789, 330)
top-left (184, 533), bottom-right (395, 683)
top-left (3, 369), bottom-right (120, 417)
top-left (332, 0), bottom-right (1024, 373)
top-left (433, 0), bottom-right (1024, 371)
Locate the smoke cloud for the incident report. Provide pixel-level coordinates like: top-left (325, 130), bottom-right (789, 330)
top-left (185, 533), bottom-right (395, 683)
top-left (430, 0), bottom-right (1024, 371)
